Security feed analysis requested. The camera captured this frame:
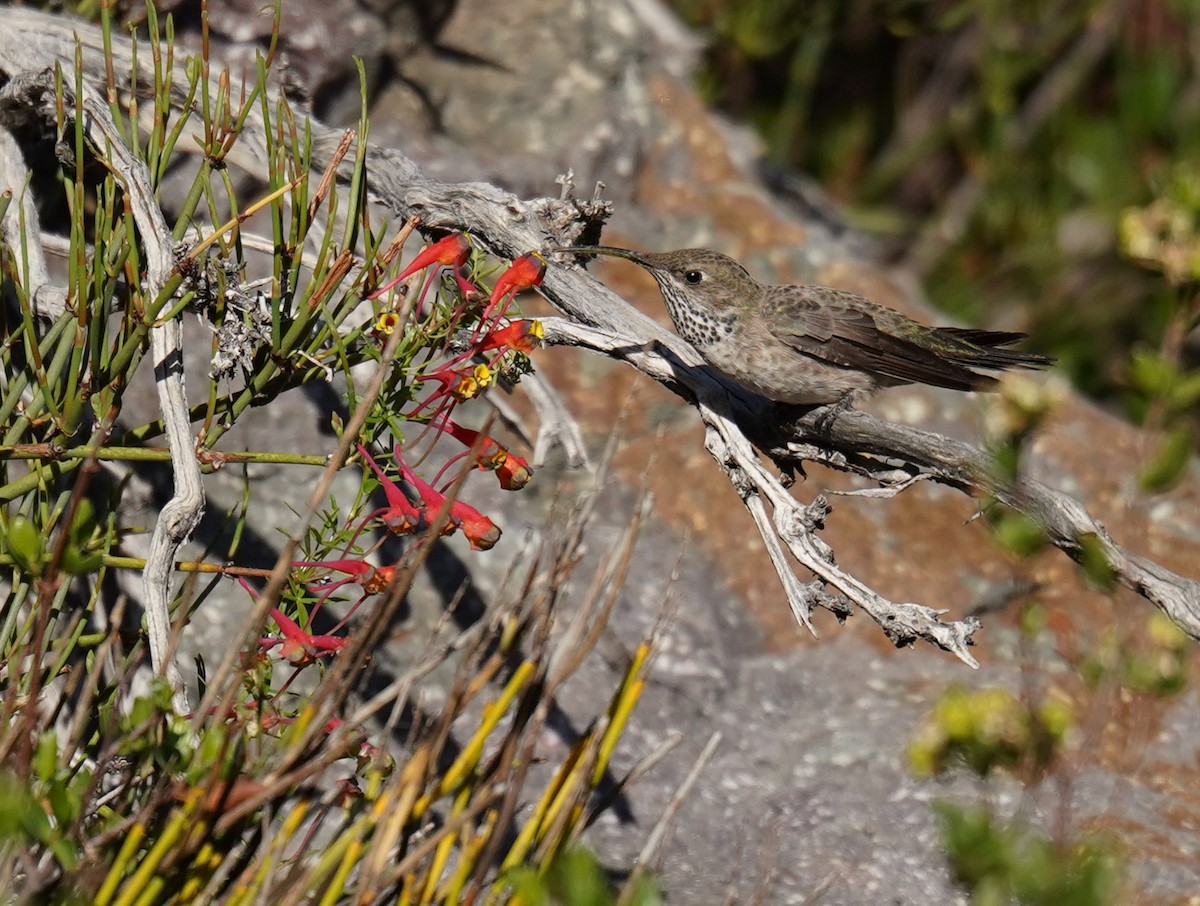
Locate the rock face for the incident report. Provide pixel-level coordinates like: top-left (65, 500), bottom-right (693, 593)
top-left (156, 0), bottom-right (1200, 901)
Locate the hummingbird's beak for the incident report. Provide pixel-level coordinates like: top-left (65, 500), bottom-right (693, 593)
top-left (554, 245), bottom-right (652, 267)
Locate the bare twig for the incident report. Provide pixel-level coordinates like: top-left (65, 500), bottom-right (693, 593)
top-left (520, 370), bottom-right (590, 469)
top-left (619, 730), bottom-right (723, 905)
top-left (81, 95), bottom-right (200, 711)
top-left (776, 407), bottom-right (1200, 640)
top-left (700, 397), bottom-right (981, 664)
top-left (741, 492), bottom-right (833, 637)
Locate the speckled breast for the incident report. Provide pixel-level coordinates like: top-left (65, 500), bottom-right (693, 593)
top-left (662, 298), bottom-right (737, 352)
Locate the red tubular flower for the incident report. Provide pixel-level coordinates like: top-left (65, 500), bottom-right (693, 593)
top-left (394, 447), bottom-right (501, 549)
top-left (239, 578), bottom-right (344, 664)
top-left (293, 557), bottom-right (375, 582)
top-left (452, 266), bottom-right (484, 303)
top-left (290, 557), bottom-right (371, 608)
top-left (368, 233), bottom-right (472, 300)
top-left (355, 444), bottom-right (422, 534)
top-left (293, 557), bottom-right (398, 593)
top-left (428, 416), bottom-right (533, 490)
top-left (430, 416), bottom-right (506, 469)
top-left (262, 608), bottom-right (346, 666)
top-left (290, 556), bottom-right (402, 632)
top-left (449, 499), bottom-right (502, 550)
top-left (495, 452), bottom-right (532, 491)
top-left (485, 252), bottom-right (546, 318)
top-left (478, 319), bottom-right (544, 353)
top-left (393, 452), bottom-right (461, 537)
top-left (361, 562), bottom-right (398, 594)
top-left (391, 448), bottom-right (502, 548)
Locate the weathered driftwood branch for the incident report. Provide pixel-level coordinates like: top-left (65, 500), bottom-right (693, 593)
top-left (773, 408), bottom-right (1200, 640)
top-left (0, 74), bottom-right (68, 320)
top-left (82, 93), bottom-right (202, 711)
top-left (1, 7), bottom-right (1196, 667)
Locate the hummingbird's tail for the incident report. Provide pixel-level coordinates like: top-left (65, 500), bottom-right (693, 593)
top-left (936, 327), bottom-right (1055, 371)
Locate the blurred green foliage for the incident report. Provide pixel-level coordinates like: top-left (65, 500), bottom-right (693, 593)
top-left (935, 804), bottom-right (1121, 906)
top-left (907, 685), bottom-right (1073, 780)
top-left (508, 849), bottom-right (663, 906)
top-left (906, 607), bottom-right (1190, 904)
top-left (908, 682), bottom-right (1123, 904)
top-left (669, 0), bottom-right (1200, 435)
top-left (1082, 611), bottom-right (1191, 693)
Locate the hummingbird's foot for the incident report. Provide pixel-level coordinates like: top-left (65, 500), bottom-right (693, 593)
top-left (811, 392), bottom-right (857, 436)
top-left (639, 338), bottom-right (663, 357)
top-left (777, 460), bottom-right (805, 487)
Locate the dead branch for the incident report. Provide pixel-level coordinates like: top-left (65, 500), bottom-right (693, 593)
top-left (81, 93), bottom-right (202, 711)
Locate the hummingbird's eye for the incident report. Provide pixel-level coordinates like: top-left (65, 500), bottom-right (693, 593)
top-left (684, 270), bottom-right (704, 285)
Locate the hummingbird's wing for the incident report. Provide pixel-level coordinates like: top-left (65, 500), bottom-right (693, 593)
top-left (765, 286), bottom-right (1007, 391)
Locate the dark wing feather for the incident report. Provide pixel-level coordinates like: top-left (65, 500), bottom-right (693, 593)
top-left (765, 286), bottom-right (1053, 389)
top-left (934, 327), bottom-right (1055, 369)
top-left (936, 327), bottom-right (1025, 346)
top-left (764, 287), bottom-right (991, 391)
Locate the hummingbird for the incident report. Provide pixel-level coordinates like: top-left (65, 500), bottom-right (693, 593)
top-left (557, 246), bottom-right (1053, 406)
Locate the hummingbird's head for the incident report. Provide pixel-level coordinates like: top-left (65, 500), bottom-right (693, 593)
top-left (635, 249), bottom-right (754, 312)
top-left (557, 246), bottom-right (754, 316)
top-left (557, 245), bottom-right (756, 350)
